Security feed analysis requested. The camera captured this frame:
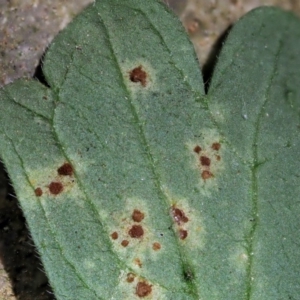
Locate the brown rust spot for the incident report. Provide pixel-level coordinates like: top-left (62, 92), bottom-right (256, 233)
top-left (129, 66), bottom-right (147, 87)
top-left (111, 232), bottom-right (118, 240)
top-left (34, 187), bottom-right (43, 197)
top-left (201, 170), bottom-right (213, 180)
top-left (57, 162), bottom-right (73, 176)
top-left (171, 206), bottom-right (189, 225)
top-left (152, 242), bottom-right (161, 251)
top-left (121, 240), bottom-right (129, 247)
top-left (126, 272), bottom-right (136, 283)
top-left (129, 225), bottom-right (144, 238)
top-left (132, 209), bottom-right (145, 222)
top-left (200, 156), bottom-right (211, 166)
top-left (179, 229), bottom-right (188, 240)
top-left (216, 155), bottom-right (221, 161)
top-left (212, 142), bottom-right (221, 151)
top-left (136, 281), bottom-right (152, 297)
top-left (134, 258), bottom-right (142, 268)
top-left (193, 145), bottom-right (202, 154)
top-left (49, 182), bottom-right (63, 195)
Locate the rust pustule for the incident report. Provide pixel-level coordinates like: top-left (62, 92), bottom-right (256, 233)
top-left (121, 240), bottom-right (129, 247)
top-left (201, 170), bottom-right (213, 180)
top-left (200, 156), bottom-right (211, 166)
top-left (34, 187), bottom-right (43, 197)
top-left (126, 273), bottom-right (136, 283)
top-left (136, 281), bottom-right (152, 297)
top-left (111, 232), bottom-right (118, 240)
top-left (129, 66), bottom-right (147, 86)
top-left (211, 142), bottom-right (221, 151)
top-left (152, 242), bottom-right (161, 251)
top-left (134, 258), bottom-right (142, 268)
top-left (132, 209), bottom-right (145, 222)
top-left (171, 206), bottom-right (189, 225)
top-left (193, 145), bottom-right (202, 154)
top-left (49, 182), bottom-right (63, 195)
top-left (179, 229), bottom-right (188, 240)
top-left (57, 162), bottom-right (73, 176)
top-left (129, 225), bottom-right (144, 238)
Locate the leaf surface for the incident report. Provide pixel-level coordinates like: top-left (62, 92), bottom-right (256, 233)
top-left (1, 1), bottom-right (300, 299)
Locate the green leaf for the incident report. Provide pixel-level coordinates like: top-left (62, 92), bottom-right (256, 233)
top-left (1, 1), bottom-right (300, 299)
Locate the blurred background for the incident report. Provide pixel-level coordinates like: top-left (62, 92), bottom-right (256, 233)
top-left (0, 0), bottom-right (299, 299)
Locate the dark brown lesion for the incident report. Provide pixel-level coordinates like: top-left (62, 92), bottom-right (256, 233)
top-left (200, 156), bottom-right (211, 166)
top-left (128, 225), bottom-right (144, 238)
top-left (211, 142), bottom-right (221, 151)
top-left (136, 281), bottom-right (152, 297)
top-left (201, 170), bottom-right (213, 180)
top-left (132, 209), bottom-right (145, 222)
top-left (57, 162), bottom-right (74, 176)
top-left (129, 66), bottom-right (147, 87)
top-left (193, 145), bottom-right (202, 154)
top-left (48, 181), bottom-right (63, 195)
top-left (110, 231), bottom-right (118, 240)
top-left (121, 240), bottom-right (129, 247)
top-left (34, 187), bottom-right (43, 197)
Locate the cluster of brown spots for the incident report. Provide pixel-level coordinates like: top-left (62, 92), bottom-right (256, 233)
top-left (34, 187), bottom-right (43, 197)
top-left (193, 142), bottom-right (222, 180)
top-left (152, 242), bottom-right (161, 251)
top-left (171, 206), bottom-right (189, 225)
top-left (126, 273), bottom-right (136, 283)
top-left (35, 162), bottom-right (75, 198)
top-left (111, 232), bottom-right (118, 240)
top-left (136, 281), bottom-right (152, 297)
top-left (129, 66), bottom-right (147, 87)
top-left (49, 182), bottom-right (63, 195)
top-left (132, 209), bottom-right (145, 222)
top-left (171, 205), bottom-right (189, 240)
top-left (57, 162), bottom-right (74, 176)
top-left (121, 240), bottom-right (129, 247)
top-left (110, 209), bottom-right (147, 249)
top-left (129, 225), bottom-right (144, 238)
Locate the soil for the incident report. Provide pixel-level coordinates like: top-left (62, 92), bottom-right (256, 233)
top-left (0, 0), bottom-right (299, 299)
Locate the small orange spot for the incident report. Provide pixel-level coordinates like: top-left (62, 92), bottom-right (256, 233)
top-left (136, 281), bottom-right (152, 297)
top-left (152, 242), bottom-right (161, 251)
top-left (121, 240), bottom-right (129, 247)
top-left (212, 142), bottom-right (221, 151)
top-left (126, 272), bottom-right (136, 283)
top-left (34, 187), bottom-right (43, 197)
top-left (179, 229), bottom-right (188, 240)
top-left (201, 170), bottom-right (213, 180)
top-left (200, 156), bottom-right (211, 166)
top-left (193, 145), bottom-right (202, 154)
top-left (132, 209), bottom-right (145, 222)
top-left (57, 163), bottom-right (73, 176)
top-left (187, 19), bottom-right (199, 34)
top-left (129, 225), bottom-right (144, 238)
top-left (171, 206), bottom-right (189, 225)
top-left (129, 66), bottom-right (147, 87)
top-left (49, 182), bottom-right (63, 195)
top-left (134, 258), bottom-right (142, 268)
top-left (111, 232), bottom-right (118, 240)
